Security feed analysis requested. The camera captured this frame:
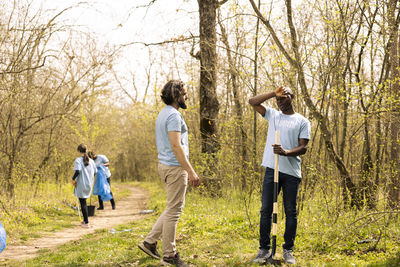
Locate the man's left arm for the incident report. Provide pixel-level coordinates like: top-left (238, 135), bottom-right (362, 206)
top-left (272, 138), bottom-right (309, 156)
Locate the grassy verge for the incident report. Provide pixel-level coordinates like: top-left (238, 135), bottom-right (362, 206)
top-left (5, 181), bottom-right (400, 266)
top-left (1, 182), bottom-right (130, 245)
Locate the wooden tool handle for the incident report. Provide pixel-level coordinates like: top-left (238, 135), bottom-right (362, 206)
top-left (274, 131), bottom-right (279, 183)
top-left (272, 130), bottom-right (280, 256)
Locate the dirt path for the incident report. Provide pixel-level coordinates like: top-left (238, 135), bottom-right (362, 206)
top-left (0, 185), bottom-right (149, 262)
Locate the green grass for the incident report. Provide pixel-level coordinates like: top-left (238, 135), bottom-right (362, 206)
top-left (4, 182), bottom-right (400, 266)
top-left (1, 182), bottom-right (130, 246)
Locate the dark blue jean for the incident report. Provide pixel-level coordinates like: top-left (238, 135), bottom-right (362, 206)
top-left (79, 198), bottom-right (88, 224)
top-left (259, 168), bottom-right (301, 250)
top-left (98, 177), bottom-right (115, 208)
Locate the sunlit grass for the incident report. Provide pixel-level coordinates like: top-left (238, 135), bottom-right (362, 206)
top-left (4, 181), bottom-right (400, 266)
top-left (0, 182), bottom-right (130, 245)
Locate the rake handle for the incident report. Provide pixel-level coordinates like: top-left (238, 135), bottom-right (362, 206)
top-left (76, 197), bottom-right (81, 222)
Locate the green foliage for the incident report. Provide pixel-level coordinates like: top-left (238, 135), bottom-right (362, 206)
top-left (111, 103), bottom-right (160, 182)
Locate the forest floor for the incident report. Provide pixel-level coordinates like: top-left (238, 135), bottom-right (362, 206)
top-left (0, 185), bottom-right (149, 264)
top-left (1, 182), bottom-right (399, 266)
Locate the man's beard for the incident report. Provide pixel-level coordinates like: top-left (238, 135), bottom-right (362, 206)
top-left (178, 100), bottom-right (187, 109)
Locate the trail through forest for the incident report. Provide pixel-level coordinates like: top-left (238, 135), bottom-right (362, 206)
top-left (0, 185), bottom-right (149, 262)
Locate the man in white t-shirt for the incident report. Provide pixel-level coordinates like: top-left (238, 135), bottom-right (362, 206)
top-left (249, 86), bottom-right (311, 265)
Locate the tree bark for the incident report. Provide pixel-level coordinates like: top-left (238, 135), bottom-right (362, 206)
top-left (198, 0), bottom-right (220, 155)
top-left (388, 0), bottom-right (400, 208)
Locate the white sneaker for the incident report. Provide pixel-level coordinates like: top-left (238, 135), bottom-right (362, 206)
top-left (80, 223), bottom-right (90, 228)
top-left (252, 248), bottom-right (272, 263)
top-left (283, 249), bottom-right (295, 264)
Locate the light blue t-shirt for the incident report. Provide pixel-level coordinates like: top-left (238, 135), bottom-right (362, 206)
top-left (262, 107), bottom-right (311, 178)
top-left (94, 154), bottom-right (111, 178)
top-left (73, 157), bottom-right (97, 198)
top-left (156, 105), bottom-right (189, 166)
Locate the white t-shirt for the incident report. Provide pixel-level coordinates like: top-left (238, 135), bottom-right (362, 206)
top-left (94, 154), bottom-right (111, 178)
top-left (73, 157), bottom-right (97, 198)
top-left (261, 107), bottom-right (311, 178)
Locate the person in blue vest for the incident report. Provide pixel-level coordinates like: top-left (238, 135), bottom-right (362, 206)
top-left (72, 144), bottom-right (97, 228)
top-left (249, 86), bottom-right (311, 265)
top-left (88, 151), bottom-right (116, 210)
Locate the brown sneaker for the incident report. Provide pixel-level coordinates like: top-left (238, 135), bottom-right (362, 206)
top-left (160, 252), bottom-right (188, 266)
top-left (138, 241), bottom-right (161, 259)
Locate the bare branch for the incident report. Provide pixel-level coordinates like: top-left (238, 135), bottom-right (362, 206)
top-left (0, 55), bottom-right (49, 75)
top-left (217, 0), bottom-right (229, 6)
top-left (248, 0), bottom-right (296, 65)
top-left (112, 70), bottom-right (136, 104)
top-left (349, 211), bottom-right (400, 226)
top-left (189, 32), bottom-right (201, 60)
top-left (132, 0), bottom-right (158, 9)
top-left (121, 35), bottom-right (198, 48)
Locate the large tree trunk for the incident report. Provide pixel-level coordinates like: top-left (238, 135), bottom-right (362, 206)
top-left (388, 0), bottom-right (400, 208)
top-left (198, 0), bottom-right (220, 155)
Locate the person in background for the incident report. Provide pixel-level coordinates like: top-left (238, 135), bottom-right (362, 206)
top-left (249, 86), bottom-right (311, 265)
top-left (88, 151), bottom-right (116, 210)
top-left (138, 80), bottom-right (200, 267)
top-left (72, 144), bottom-right (97, 228)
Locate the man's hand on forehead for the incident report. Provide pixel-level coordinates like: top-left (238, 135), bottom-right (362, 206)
top-left (283, 87), bottom-right (293, 96)
top-left (275, 86), bottom-right (294, 98)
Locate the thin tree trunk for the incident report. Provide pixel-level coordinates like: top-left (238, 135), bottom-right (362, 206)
top-left (253, 0), bottom-right (261, 168)
top-left (375, 97), bottom-right (383, 190)
top-left (218, 10), bottom-right (247, 189)
top-left (353, 4), bottom-right (378, 209)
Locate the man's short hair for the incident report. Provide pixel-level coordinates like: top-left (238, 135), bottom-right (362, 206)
top-left (160, 80), bottom-right (185, 105)
top-left (284, 87), bottom-right (295, 99)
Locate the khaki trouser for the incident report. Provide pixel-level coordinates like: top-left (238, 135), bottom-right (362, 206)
top-left (145, 163), bottom-right (188, 257)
